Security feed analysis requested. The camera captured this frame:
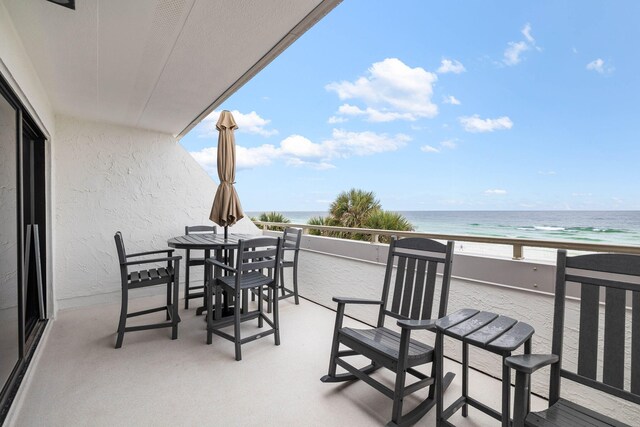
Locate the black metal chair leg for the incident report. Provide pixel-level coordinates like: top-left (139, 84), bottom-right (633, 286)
top-left (258, 285), bottom-right (264, 328)
top-left (234, 294), bottom-right (242, 361)
top-left (166, 281), bottom-right (172, 321)
top-left (184, 259), bottom-right (190, 309)
top-left (322, 304), bottom-right (345, 379)
top-left (292, 264), bottom-right (299, 304)
top-left (276, 266), bottom-right (285, 297)
top-left (502, 357), bottom-right (511, 427)
top-left (115, 288), bottom-right (128, 349)
top-left (391, 368), bottom-right (407, 425)
top-left (273, 285), bottom-right (281, 346)
top-left (435, 331), bottom-right (444, 426)
top-left (171, 265), bottom-right (179, 339)
top-left (462, 342), bottom-right (469, 417)
top-left (206, 279), bottom-right (213, 345)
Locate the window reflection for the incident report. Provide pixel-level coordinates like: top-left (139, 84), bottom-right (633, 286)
top-left (0, 93), bottom-right (19, 387)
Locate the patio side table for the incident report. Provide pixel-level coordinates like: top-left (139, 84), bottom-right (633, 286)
top-left (435, 309), bottom-right (534, 427)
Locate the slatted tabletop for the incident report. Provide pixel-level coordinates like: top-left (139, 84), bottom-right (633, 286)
top-left (436, 308), bottom-right (534, 353)
top-left (167, 233), bottom-right (256, 249)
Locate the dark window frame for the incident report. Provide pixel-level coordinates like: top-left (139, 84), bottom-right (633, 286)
top-left (0, 72), bottom-right (48, 424)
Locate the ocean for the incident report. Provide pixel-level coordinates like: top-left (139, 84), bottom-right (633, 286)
top-left (247, 211), bottom-right (640, 247)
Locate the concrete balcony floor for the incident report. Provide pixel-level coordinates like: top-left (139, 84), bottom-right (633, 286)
top-left (9, 295), bottom-right (547, 426)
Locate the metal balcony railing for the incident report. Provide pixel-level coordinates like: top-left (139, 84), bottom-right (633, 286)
top-left (253, 221), bottom-right (640, 260)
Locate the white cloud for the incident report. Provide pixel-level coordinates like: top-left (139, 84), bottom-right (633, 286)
top-left (189, 147), bottom-right (218, 174)
top-left (538, 170), bottom-right (556, 176)
top-left (485, 189), bottom-right (507, 195)
top-left (586, 58), bottom-right (604, 73)
top-left (586, 58), bottom-right (614, 74)
top-left (421, 145), bottom-right (440, 153)
top-left (421, 139), bottom-right (457, 153)
top-left (440, 139), bottom-right (457, 149)
top-left (201, 110), bottom-right (278, 137)
top-left (522, 23), bottom-right (535, 44)
top-left (338, 104), bottom-right (365, 115)
top-left (286, 158), bottom-right (335, 170)
top-left (503, 41), bottom-right (529, 66)
top-left (337, 104), bottom-right (416, 122)
top-left (437, 59), bottom-right (466, 74)
top-left (280, 135), bottom-right (325, 158)
top-left (327, 115), bottom-right (347, 124)
top-left (189, 144), bottom-right (280, 173)
top-left (190, 129), bottom-right (409, 172)
top-left (326, 58), bottom-right (438, 122)
top-left (443, 95), bottom-right (461, 105)
top-left (325, 129), bottom-right (410, 157)
top-left (459, 115), bottom-right (513, 132)
top-left (236, 145), bottom-right (280, 169)
top-left (502, 23), bottom-right (539, 66)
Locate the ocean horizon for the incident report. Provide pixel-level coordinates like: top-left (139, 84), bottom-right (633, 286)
top-left (247, 210), bottom-right (640, 247)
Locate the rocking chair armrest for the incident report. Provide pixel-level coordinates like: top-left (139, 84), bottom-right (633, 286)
top-left (397, 319), bottom-right (437, 331)
top-left (126, 249), bottom-right (175, 258)
top-left (332, 297), bottom-right (383, 305)
top-left (123, 255), bottom-right (182, 266)
top-left (505, 354), bottom-right (559, 375)
top-left (205, 258), bottom-right (237, 273)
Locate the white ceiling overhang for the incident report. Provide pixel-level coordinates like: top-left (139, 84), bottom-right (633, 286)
top-left (3, 0), bottom-right (341, 137)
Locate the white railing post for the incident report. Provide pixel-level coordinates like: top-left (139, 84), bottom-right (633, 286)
top-left (513, 244), bottom-right (524, 260)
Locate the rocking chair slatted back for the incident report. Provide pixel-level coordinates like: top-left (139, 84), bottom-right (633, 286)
top-left (551, 250), bottom-right (640, 406)
top-left (377, 237), bottom-right (454, 327)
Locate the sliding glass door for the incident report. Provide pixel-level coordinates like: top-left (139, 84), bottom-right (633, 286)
top-left (0, 74), bottom-right (47, 422)
top-left (0, 81), bottom-right (20, 399)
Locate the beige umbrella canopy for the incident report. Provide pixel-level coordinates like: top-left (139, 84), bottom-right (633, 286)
top-left (209, 110), bottom-right (244, 237)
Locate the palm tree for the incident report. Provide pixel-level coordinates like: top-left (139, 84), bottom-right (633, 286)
top-left (307, 216), bottom-right (341, 237)
top-left (307, 189), bottom-right (414, 242)
top-left (254, 212), bottom-right (290, 231)
top-left (364, 210), bottom-right (414, 243)
top-left (329, 188), bottom-right (381, 229)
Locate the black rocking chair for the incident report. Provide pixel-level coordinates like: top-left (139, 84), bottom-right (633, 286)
top-left (506, 250), bottom-right (640, 426)
top-left (321, 237), bottom-right (455, 426)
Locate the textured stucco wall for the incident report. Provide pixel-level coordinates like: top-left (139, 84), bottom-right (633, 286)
top-left (53, 115), bottom-right (259, 310)
top-left (289, 236), bottom-right (640, 424)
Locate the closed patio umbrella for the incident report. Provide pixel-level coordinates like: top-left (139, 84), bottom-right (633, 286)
top-left (209, 110), bottom-right (244, 238)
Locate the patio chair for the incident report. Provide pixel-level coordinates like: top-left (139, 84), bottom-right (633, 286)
top-left (276, 227), bottom-right (302, 304)
top-left (184, 225), bottom-right (217, 309)
top-left (254, 227), bottom-right (302, 312)
top-left (205, 236), bottom-right (282, 361)
top-left (113, 232), bottom-right (181, 349)
top-left (506, 250), bottom-right (640, 426)
top-left (321, 237), bottom-right (455, 426)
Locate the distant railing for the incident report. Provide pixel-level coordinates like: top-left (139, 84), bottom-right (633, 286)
top-left (253, 221), bottom-right (640, 260)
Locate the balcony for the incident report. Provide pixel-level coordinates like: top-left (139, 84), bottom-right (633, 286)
top-left (6, 230), bottom-right (640, 426)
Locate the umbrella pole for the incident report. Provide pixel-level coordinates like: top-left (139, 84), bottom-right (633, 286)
top-left (223, 225), bottom-right (231, 314)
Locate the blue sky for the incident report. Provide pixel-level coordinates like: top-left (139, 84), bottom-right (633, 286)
top-left (181, 1), bottom-right (640, 211)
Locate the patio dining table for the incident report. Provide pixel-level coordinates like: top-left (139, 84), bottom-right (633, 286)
top-left (167, 232), bottom-right (256, 315)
